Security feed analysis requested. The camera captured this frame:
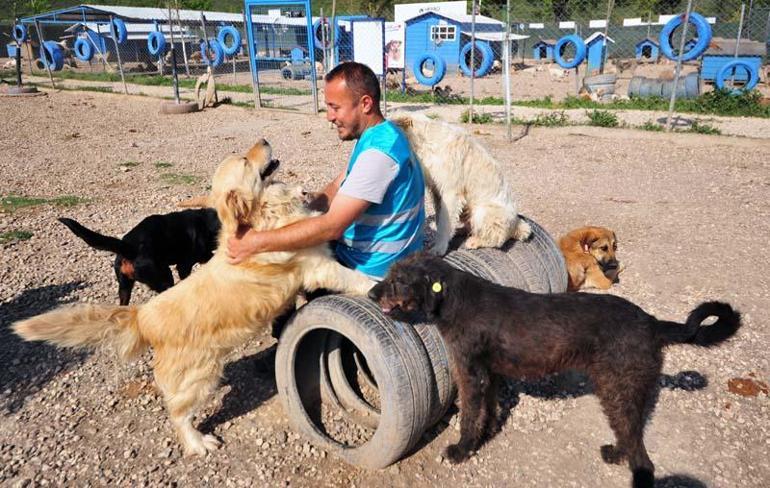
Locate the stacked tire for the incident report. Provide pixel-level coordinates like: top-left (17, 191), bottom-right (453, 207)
top-left (275, 215), bottom-right (566, 469)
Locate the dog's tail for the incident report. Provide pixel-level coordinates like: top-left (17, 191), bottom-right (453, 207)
top-left (656, 301), bottom-right (741, 347)
top-left (12, 304), bottom-right (148, 361)
top-left (58, 218), bottom-right (137, 259)
top-left (512, 216), bottom-right (532, 241)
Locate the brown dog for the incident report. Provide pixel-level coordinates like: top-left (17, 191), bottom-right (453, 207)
top-left (559, 226), bottom-right (622, 291)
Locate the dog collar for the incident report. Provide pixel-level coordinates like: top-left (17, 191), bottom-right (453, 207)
top-left (431, 282), bottom-right (443, 293)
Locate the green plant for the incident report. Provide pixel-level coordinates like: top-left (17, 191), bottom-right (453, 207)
top-left (684, 120), bottom-right (721, 135)
top-left (531, 111), bottom-right (570, 127)
top-left (160, 173), bottom-right (200, 185)
top-left (586, 109), bottom-right (619, 128)
top-left (0, 194), bottom-right (87, 212)
top-left (459, 110), bottom-right (493, 124)
top-left (155, 161), bottom-right (173, 168)
top-left (121, 161), bottom-right (140, 167)
top-left (0, 230), bottom-right (33, 244)
top-left (638, 120), bottom-right (664, 132)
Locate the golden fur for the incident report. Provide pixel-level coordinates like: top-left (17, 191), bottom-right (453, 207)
top-left (13, 139), bottom-right (374, 456)
top-left (559, 226), bottom-right (622, 292)
top-left (390, 113), bottom-right (531, 255)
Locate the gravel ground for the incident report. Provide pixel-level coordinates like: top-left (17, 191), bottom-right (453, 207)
top-left (1, 90), bottom-right (769, 487)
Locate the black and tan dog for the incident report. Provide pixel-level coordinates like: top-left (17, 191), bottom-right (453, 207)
top-left (59, 209), bottom-right (220, 305)
top-left (368, 254), bottom-right (741, 488)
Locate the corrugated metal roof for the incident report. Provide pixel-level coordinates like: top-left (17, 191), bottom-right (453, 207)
top-left (462, 32), bottom-right (529, 41)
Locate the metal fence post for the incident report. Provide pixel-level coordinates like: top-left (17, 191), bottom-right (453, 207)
top-left (505, 0), bottom-right (512, 141)
top-left (109, 15), bottom-right (128, 94)
top-left (665, 0), bottom-right (694, 132)
top-left (33, 20), bottom-right (56, 89)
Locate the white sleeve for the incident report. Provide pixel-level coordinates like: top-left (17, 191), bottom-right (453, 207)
top-left (338, 149), bottom-right (399, 204)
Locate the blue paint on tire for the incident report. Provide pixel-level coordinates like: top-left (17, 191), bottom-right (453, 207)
top-left (659, 12), bottom-right (712, 62)
top-left (716, 60), bottom-right (759, 93)
top-left (13, 24), bottom-right (27, 43)
top-left (313, 19), bottom-right (340, 49)
top-left (200, 39), bottom-right (225, 68)
top-left (413, 53), bottom-right (446, 86)
top-left (218, 25), bottom-right (241, 56)
top-left (39, 40), bottom-right (64, 71)
top-left (147, 31), bottom-right (166, 57)
top-left (459, 41), bottom-right (494, 77)
top-left (74, 37), bottom-right (93, 62)
top-left (111, 18), bottom-right (127, 44)
top-left (554, 34), bottom-right (586, 69)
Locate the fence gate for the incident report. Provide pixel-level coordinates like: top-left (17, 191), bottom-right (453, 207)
top-left (244, 0), bottom-right (318, 112)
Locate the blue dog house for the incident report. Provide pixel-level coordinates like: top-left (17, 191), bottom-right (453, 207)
top-left (533, 38), bottom-right (555, 61)
top-left (584, 32), bottom-right (614, 75)
top-left (700, 37), bottom-right (765, 83)
top-left (404, 11), bottom-right (505, 74)
top-left (635, 38), bottom-right (659, 62)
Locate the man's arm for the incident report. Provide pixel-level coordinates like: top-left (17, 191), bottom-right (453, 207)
top-left (308, 170), bottom-right (345, 213)
top-left (227, 192), bottom-right (369, 264)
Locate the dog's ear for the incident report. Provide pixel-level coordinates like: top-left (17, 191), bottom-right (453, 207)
top-left (260, 159), bottom-right (280, 180)
top-left (213, 188), bottom-right (253, 233)
top-left (392, 116), bottom-right (412, 129)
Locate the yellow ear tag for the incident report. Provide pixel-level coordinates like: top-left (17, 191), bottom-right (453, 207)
top-left (431, 282), bottom-right (443, 293)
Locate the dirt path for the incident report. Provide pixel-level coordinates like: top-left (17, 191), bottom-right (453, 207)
top-left (1, 90), bottom-right (768, 487)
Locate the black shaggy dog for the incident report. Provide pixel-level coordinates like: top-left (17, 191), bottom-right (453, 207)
top-left (368, 253), bottom-right (741, 488)
top-left (58, 209), bottom-right (220, 305)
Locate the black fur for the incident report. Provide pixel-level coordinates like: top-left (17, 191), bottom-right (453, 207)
top-left (58, 209), bottom-right (220, 305)
top-left (368, 253), bottom-right (741, 488)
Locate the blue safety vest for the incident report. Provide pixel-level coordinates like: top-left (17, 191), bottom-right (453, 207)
top-left (335, 120), bottom-right (425, 279)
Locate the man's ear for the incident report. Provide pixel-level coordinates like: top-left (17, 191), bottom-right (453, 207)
top-left (359, 94), bottom-right (376, 114)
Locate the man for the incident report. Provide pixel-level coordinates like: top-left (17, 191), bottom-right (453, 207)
top-left (227, 62), bottom-right (424, 280)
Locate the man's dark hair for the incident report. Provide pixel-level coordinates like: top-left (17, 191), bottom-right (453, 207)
top-left (325, 62), bottom-right (381, 108)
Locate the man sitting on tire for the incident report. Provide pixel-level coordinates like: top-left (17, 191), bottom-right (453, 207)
top-left (227, 61), bottom-right (425, 280)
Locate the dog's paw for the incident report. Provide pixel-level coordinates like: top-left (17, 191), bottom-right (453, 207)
top-left (443, 444), bottom-right (470, 464)
top-left (183, 433), bottom-right (221, 457)
top-left (514, 219), bottom-right (532, 241)
top-left (463, 237), bottom-right (482, 250)
top-left (600, 444), bottom-right (625, 464)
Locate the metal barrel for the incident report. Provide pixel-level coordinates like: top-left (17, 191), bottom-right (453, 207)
top-left (628, 74), bottom-right (700, 99)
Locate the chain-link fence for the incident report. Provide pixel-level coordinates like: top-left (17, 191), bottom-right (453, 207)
top-left (2, 1), bottom-right (768, 125)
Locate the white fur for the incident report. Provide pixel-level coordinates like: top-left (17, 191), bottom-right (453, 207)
top-left (392, 113), bottom-right (531, 255)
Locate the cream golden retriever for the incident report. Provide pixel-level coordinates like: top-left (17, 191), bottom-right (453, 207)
top-left (391, 113), bottom-right (531, 255)
top-left (13, 139), bottom-right (374, 456)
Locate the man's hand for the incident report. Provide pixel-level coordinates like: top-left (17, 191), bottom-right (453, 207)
top-left (227, 226), bottom-right (263, 265)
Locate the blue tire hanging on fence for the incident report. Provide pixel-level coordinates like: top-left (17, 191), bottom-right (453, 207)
top-left (73, 37), bottom-right (93, 62)
top-left (39, 40), bottom-right (64, 71)
top-left (217, 25), bottom-right (241, 56)
top-left (413, 52), bottom-right (446, 86)
top-left (111, 18), bottom-right (127, 44)
top-left (200, 39), bottom-right (225, 68)
top-left (554, 34), bottom-right (587, 69)
top-left (715, 60), bottom-right (759, 93)
top-left (659, 12), bottom-right (712, 62)
top-left (13, 24), bottom-right (27, 43)
top-left (458, 41), bottom-right (494, 77)
top-left (312, 19), bottom-right (340, 48)
top-left (147, 31), bottom-right (166, 57)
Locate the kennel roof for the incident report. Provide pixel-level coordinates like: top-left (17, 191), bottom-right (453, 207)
top-left (20, 4), bottom-right (318, 26)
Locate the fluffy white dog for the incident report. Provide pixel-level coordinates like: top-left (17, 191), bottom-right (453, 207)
top-left (391, 113), bottom-right (531, 255)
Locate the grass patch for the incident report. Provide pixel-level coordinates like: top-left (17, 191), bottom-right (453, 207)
top-left (155, 161), bottom-right (173, 168)
top-left (459, 110), bottom-right (493, 124)
top-left (160, 172), bottom-right (200, 185)
top-left (511, 112), bottom-right (571, 127)
top-left (121, 161), bottom-right (140, 167)
top-left (0, 230), bottom-right (33, 244)
top-left (586, 109), bottom-right (619, 128)
top-left (684, 120), bottom-right (721, 135)
top-left (1, 194), bottom-right (88, 212)
top-left (638, 120), bottom-right (664, 131)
